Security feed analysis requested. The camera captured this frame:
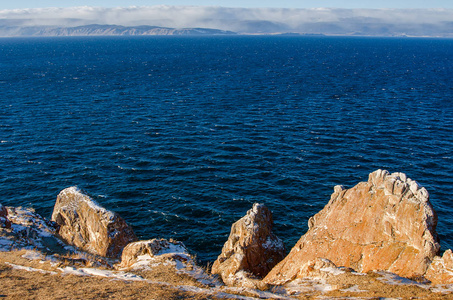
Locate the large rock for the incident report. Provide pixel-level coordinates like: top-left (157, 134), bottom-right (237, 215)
top-left (0, 203), bottom-right (11, 228)
top-left (211, 203), bottom-right (286, 288)
top-left (51, 187), bottom-right (137, 258)
top-left (425, 249), bottom-right (453, 284)
top-left (265, 170), bottom-right (440, 285)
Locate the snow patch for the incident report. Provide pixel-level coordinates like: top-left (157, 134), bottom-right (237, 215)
top-left (320, 266), bottom-right (345, 276)
top-left (431, 284), bottom-right (453, 294)
top-left (22, 250), bottom-right (46, 261)
top-left (340, 284), bottom-right (368, 293)
top-left (5, 262), bottom-right (57, 275)
top-left (59, 187), bottom-right (115, 220)
top-left (59, 266), bottom-right (145, 281)
top-left (284, 278), bottom-right (334, 295)
top-left (376, 271), bottom-right (429, 289)
top-left (263, 235), bottom-right (284, 250)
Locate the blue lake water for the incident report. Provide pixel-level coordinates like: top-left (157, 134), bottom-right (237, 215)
top-left (0, 36), bottom-right (452, 262)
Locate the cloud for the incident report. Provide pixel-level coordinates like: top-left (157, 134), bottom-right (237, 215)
top-left (0, 6), bottom-right (452, 35)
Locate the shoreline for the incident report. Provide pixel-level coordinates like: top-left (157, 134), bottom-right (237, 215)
top-left (2, 170), bottom-right (453, 298)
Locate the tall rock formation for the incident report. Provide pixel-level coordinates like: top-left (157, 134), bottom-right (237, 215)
top-left (51, 187), bottom-right (137, 258)
top-left (265, 170), bottom-right (440, 285)
top-left (212, 203), bottom-right (286, 289)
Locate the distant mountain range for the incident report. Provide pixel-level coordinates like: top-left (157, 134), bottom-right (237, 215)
top-left (0, 6), bottom-right (452, 37)
top-left (0, 24), bottom-right (236, 37)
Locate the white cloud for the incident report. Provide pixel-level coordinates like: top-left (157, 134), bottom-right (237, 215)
top-left (0, 6), bottom-right (451, 35)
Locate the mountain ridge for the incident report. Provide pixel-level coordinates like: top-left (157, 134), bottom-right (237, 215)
top-left (0, 24), bottom-right (237, 37)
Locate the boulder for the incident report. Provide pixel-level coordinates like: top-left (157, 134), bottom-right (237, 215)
top-left (51, 187), bottom-right (137, 258)
top-left (118, 238), bottom-right (190, 269)
top-left (211, 203), bottom-right (286, 288)
top-left (0, 203), bottom-right (11, 228)
top-left (265, 170), bottom-right (440, 285)
top-left (425, 249), bottom-right (453, 284)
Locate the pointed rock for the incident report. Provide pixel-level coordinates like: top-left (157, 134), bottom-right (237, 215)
top-left (264, 170), bottom-right (440, 284)
top-left (211, 203), bottom-right (285, 289)
top-left (0, 203), bottom-right (11, 228)
top-left (51, 187), bottom-right (137, 258)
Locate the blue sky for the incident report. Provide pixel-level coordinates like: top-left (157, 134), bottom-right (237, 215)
top-left (2, 0), bottom-right (453, 9)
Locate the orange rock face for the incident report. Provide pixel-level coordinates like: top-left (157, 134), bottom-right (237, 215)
top-left (264, 170), bottom-right (440, 285)
top-left (52, 187), bottom-right (137, 258)
top-left (211, 203), bottom-right (286, 288)
top-left (425, 249), bottom-right (453, 284)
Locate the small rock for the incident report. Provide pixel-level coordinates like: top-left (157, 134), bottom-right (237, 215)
top-left (119, 239), bottom-right (189, 268)
top-left (51, 187), bottom-right (137, 258)
top-left (0, 203), bottom-right (11, 229)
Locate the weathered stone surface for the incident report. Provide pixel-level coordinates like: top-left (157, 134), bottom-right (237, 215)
top-left (0, 203), bottom-right (11, 228)
top-left (265, 170), bottom-right (440, 284)
top-left (118, 238), bottom-right (189, 269)
top-left (51, 187), bottom-right (137, 258)
top-left (211, 203), bottom-right (285, 288)
top-left (425, 249), bottom-right (453, 284)
top-left (294, 258), bottom-right (345, 280)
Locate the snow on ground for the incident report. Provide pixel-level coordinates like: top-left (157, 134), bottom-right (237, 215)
top-left (340, 284), bottom-right (368, 293)
top-left (431, 284), bottom-right (453, 294)
top-left (376, 271), bottom-right (430, 289)
top-left (283, 278), bottom-right (335, 295)
top-left (5, 262), bottom-right (58, 275)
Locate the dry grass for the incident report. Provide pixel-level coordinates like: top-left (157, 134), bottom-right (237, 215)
top-left (0, 251), bottom-right (222, 300)
top-left (2, 249), bottom-right (453, 299)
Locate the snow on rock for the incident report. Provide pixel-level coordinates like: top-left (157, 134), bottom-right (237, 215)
top-left (51, 187), bottom-right (137, 258)
top-left (117, 238), bottom-right (222, 286)
top-left (211, 203), bottom-right (285, 289)
top-left (118, 238), bottom-right (190, 269)
top-left (265, 170), bottom-right (440, 285)
top-left (0, 206), bottom-right (71, 254)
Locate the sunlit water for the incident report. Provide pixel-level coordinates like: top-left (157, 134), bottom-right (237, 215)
top-left (1, 36), bottom-right (452, 262)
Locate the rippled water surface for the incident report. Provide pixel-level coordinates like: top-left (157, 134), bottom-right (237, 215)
top-left (1, 36), bottom-right (452, 261)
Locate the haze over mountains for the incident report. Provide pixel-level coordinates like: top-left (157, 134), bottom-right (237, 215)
top-left (0, 6), bottom-right (452, 37)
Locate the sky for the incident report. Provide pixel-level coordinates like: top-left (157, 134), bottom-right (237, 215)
top-left (1, 0), bottom-right (453, 9)
top-left (1, 1), bottom-right (451, 37)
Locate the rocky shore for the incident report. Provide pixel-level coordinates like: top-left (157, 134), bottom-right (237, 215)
top-left (1, 169), bottom-right (453, 299)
